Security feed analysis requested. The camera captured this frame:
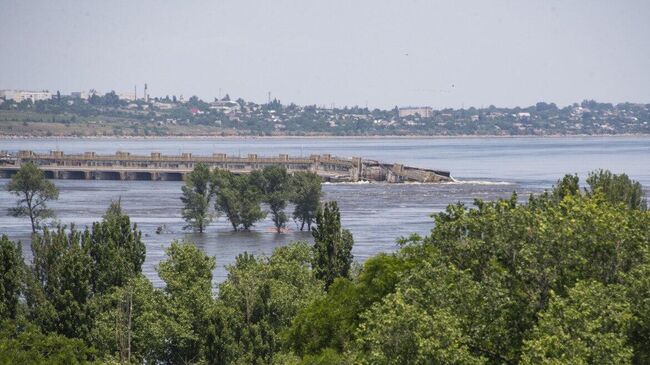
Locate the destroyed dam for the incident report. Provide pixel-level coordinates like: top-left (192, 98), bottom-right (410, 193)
top-left (0, 150), bottom-right (452, 183)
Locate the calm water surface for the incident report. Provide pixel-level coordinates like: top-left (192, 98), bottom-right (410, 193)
top-left (1, 136), bottom-right (648, 286)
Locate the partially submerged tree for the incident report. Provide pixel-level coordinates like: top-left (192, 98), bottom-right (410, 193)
top-left (258, 166), bottom-right (291, 232)
top-left (181, 164), bottom-right (214, 232)
top-left (311, 201), bottom-right (354, 289)
top-left (290, 171), bottom-right (322, 231)
top-left (7, 162), bottom-right (59, 233)
top-left (213, 170), bottom-right (265, 231)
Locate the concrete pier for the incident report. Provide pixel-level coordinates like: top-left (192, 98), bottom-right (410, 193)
top-left (0, 150), bottom-right (452, 183)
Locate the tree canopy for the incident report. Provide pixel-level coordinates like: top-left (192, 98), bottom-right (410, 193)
top-left (7, 162), bottom-right (59, 233)
top-left (181, 163), bottom-right (214, 232)
top-left (0, 235), bottom-right (22, 320)
top-left (290, 171), bottom-right (322, 231)
top-left (311, 201), bottom-right (354, 289)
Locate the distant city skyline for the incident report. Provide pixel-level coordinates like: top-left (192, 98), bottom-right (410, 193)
top-left (1, 0), bottom-right (649, 109)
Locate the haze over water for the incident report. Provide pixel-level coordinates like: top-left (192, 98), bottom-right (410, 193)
top-left (1, 136), bottom-right (648, 286)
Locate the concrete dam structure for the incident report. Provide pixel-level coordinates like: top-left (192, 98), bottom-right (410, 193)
top-left (0, 150), bottom-right (452, 183)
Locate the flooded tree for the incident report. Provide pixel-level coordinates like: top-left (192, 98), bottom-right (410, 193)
top-left (6, 162), bottom-right (59, 233)
top-left (212, 170), bottom-right (266, 231)
top-left (258, 166), bottom-right (291, 233)
top-left (180, 164), bottom-right (214, 233)
top-left (290, 171), bottom-right (322, 231)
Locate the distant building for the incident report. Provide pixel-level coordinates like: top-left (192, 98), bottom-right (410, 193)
top-left (70, 90), bottom-right (99, 100)
top-left (118, 92), bottom-right (136, 101)
top-left (153, 101), bottom-right (174, 110)
top-left (209, 100), bottom-right (241, 114)
top-left (0, 89), bottom-right (52, 102)
top-left (399, 106), bottom-right (433, 118)
top-left (70, 91), bottom-right (86, 99)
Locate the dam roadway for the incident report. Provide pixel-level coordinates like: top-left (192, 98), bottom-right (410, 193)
top-left (0, 150), bottom-right (452, 183)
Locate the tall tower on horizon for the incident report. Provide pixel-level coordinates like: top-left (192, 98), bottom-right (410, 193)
top-left (144, 83), bottom-right (149, 102)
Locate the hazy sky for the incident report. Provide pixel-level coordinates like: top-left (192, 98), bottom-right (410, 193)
top-left (1, 0), bottom-right (649, 109)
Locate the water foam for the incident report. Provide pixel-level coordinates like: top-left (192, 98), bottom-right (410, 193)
top-left (442, 179), bottom-right (515, 186)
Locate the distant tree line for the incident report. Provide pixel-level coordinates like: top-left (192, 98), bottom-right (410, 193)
top-left (181, 164), bottom-right (322, 233)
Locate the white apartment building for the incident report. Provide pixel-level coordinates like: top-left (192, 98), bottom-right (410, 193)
top-left (398, 106), bottom-right (433, 118)
top-left (118, 92), bottom-right (136, 101)
top-left (0, 89), bottom-right (52, 102)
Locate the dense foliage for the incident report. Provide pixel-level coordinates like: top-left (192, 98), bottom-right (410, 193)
top-left (311, 201), bottom-right (354, 289)
top-left (181, 164), bottom-right (214, 232)
top-left (6, 162), bottom-right (59, 233)
top-left (181, 165), bottom-right (322, 233)
top-left (1, 169), bottom-right (649, 364)
top-left (0, 235), bottom-right (22, 320)
top-left (212, 170), bottom-right (267, 231)
top-left (257, 166), bottom-right (291, 232)
top-left (289, 171), bottom-right (322, 231)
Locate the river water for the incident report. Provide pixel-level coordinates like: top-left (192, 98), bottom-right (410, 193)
top-left (1, 136), bottom-right (648, 286)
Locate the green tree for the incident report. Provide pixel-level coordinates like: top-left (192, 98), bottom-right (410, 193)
top-left (521, 281), bottom-right (633, 365)
top-left (212, 169), bottom-right (240, 230)
top-left (181, 163), bottom-right (214, 232)
top-left (102, 197), bottom-right (123, 221)
top-left (0, 321), bottom-right (97, 365)
top-left (625, 256), bottom-right (650, 364)
top-left (213, 170), bottom-right (266, 231)
top-left (204, 303), bottom-right (238, 365)
top-left (293, 349), bottom-right (350, 365)
top-left (311, 201), bottom-right (354, 288)
top-left (353, 292), bottom-right (485, 365)
top-left (7, 162), bottom-right (59, 233)
top-left (259, 166), bottom-right (291, 232)
top-left (384, 251), bottom-right (517, 364)
top-left (290, 171), bottom-right (322, 231)
top-left (25, 226), bottom-right (93, 339)
top-left (425, 183), bottom-right (650, 363)
top-left (0, 235), bottom-right (22, 320)
top-left (214, 242), bottom-right (324, 364)
top-left (586, 169), bottom-right (646, 210)
top-left (89, 275), bottom-right (171, 364)
top-left (287, 252), bottom-right (413, 356)
top-left (157, 241), bottom-right (216, 364)
top-left (85, 202), bottom-right (146, 294)
top-left (552, 173), bottom-right (580, 201)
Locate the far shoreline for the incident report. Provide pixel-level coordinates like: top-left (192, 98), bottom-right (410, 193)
top-left (1, 133), bottom-right (649, 141)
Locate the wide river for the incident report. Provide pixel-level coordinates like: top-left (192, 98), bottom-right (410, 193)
top-left (1, 136), bottom-right (648, 286)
